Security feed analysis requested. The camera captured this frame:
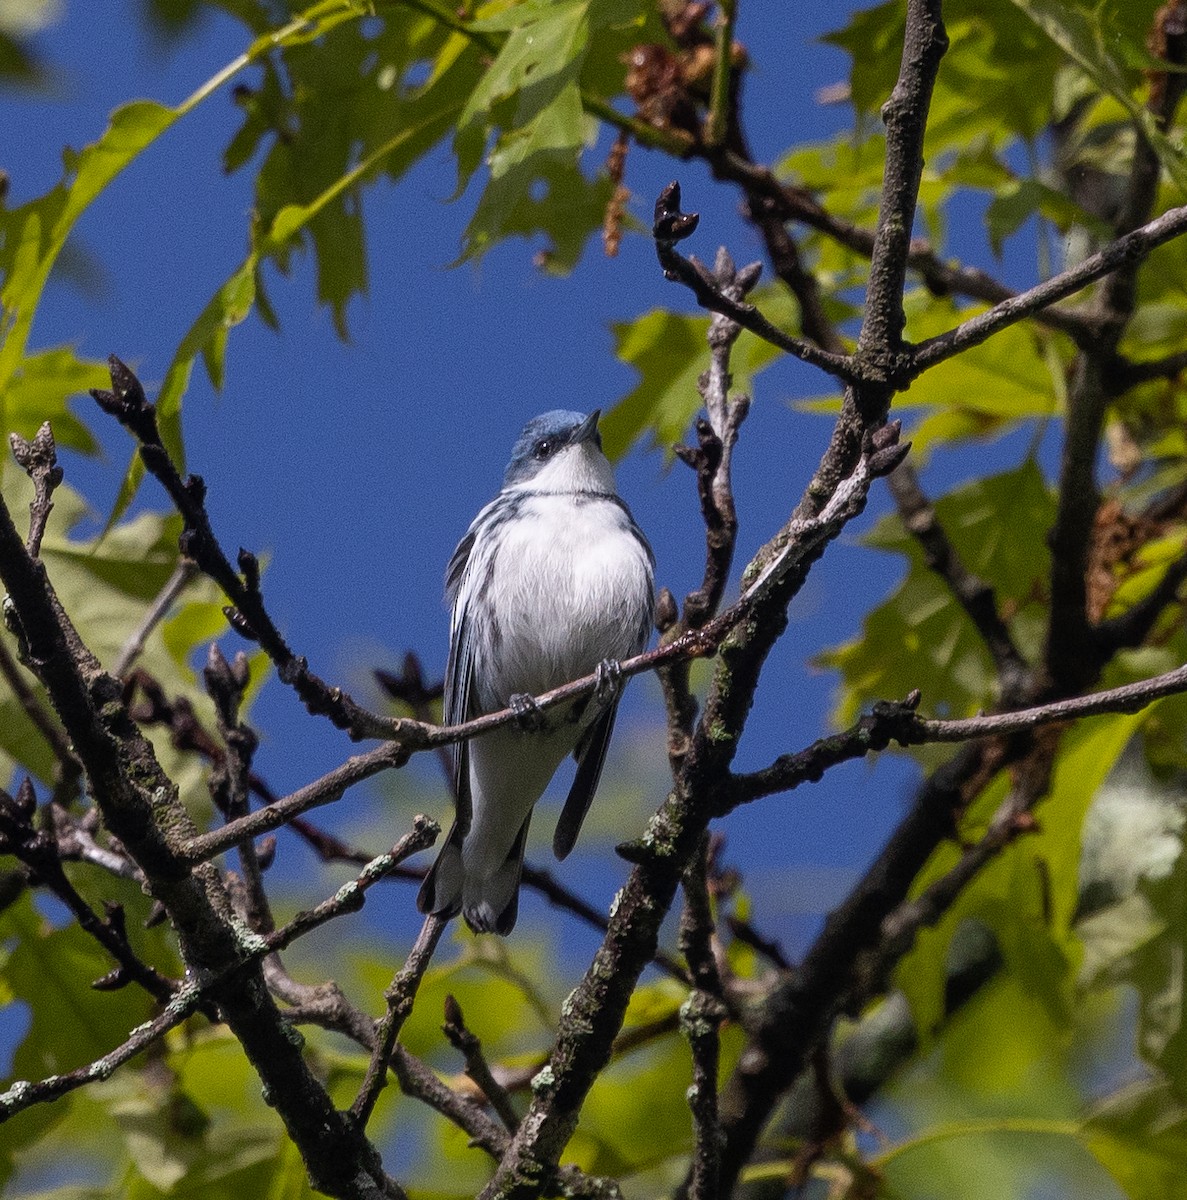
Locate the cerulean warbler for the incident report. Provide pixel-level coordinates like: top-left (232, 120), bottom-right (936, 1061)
top-left (418, 410), bottom-right (655, 934)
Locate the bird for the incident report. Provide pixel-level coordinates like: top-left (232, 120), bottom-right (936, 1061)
top-left (417, 409), bottom-right (655, 935)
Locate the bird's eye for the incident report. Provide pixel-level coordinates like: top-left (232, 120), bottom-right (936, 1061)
top-left (533, 438), bottom-right (553, 460)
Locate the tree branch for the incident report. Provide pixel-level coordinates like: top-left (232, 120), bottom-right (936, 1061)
top-left (478, 405), bottom-right (905, 1200)
top-left (0, 817), bottom-right (437, 1132)
top-left (352, 913), bottom-right (448, 1129)
top-left (0, 469), bottom-right (391, 1197)
top-left (10, 422), bottom-right (63, 558)
top-left (653, 183), bottom-right (860, 383)
top-left (704, 145), bottom-right (1104, 349)
top-left (0, 778), bottom-right (178, 1001)
top-left (885, 465), bottom-right (1031, 704)
top-left (0, 980), bottom-right (204, 1120)
top-left (442, 993), bottom-right (522, 1133)
top-left (91, 357), bottom-right (394, 741)
top-left (111, 557), bottom-right (199, 679)
top-left (676, 839), bottom-right (728, 1200)
top-left (909, 204), bottom-right (1187, 376)
top-left (675, 248), bottom-right (755, 630)
top-left (1042, 14), bottom-right (1187, 699)
top-left (855, 0), bottom-right (947, 386)
top-left (733, 659), bottom-right (1187, 809)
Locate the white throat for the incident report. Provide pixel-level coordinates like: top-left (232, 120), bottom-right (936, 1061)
top-left (511, 441), bottom-right (617, 496)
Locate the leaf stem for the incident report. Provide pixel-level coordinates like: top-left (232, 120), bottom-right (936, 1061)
top-left (872, 1117), bottom-right (1083, 1169)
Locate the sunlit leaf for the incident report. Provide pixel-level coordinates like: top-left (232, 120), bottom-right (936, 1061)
top-left (1087, 1081), bottom-right (1187, 1200)
top-left (604, 284), bottom-right (810, 459)
top-left (817, 460), bottom-right (1056, 740)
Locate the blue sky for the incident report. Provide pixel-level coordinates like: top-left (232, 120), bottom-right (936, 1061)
top-left (3, 1), bottom-right (1044, 955)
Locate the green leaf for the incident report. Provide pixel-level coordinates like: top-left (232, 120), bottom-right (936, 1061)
top-left (897, 711), bottom-right (1140, 1044)
top-left (820, 1), bottom-right (903, 119)
top-left (824, 0), bottom-right (1062, 142)
top-left (603, 285), bottom-right (805, 459)
top-left (0, 471), bottom-right (234, 803)
top-left (802, 293), bottom-right (1065, 459)
top-left (1007, 0), bottom-right (1187, 192)
top-left (0, 895), bottom-right (157, 1086)
top-left (0, 101), bottom-right (176, 398)
top-left (1127, 850), bottom-right (1187, 1088)
top-left (93, 1072), bottom-right (210, 1192)
top-left (106, 41), bottom-right (470, 520)
top-left (451, 0), bottom-right (656, 269)
top-left (817, 460), bottom-right (1056, 736)
top-left (458, 88), bottom-right (612, 272)
top-left (459, 1), bottom-right (590, 135)
top-left (924, 5), bottom-right (1060, 146)
top-left (1087, 1081), bottom-right (1187, 1200)
top-left (3, 347), bottom-right (105, 456)
top-left (984, 177), bottom-right (1106, 257)
top-left (152, 258), bottom-right (259, 478)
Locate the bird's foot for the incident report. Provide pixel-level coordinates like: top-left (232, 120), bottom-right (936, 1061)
top-left (509, 692), bottom-right (546, 732)
top-left (594, 658), bottom-right (623, 706)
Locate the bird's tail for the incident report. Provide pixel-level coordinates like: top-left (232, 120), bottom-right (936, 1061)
top-left (417, 819), bottom-right (465, 921)
top-left (417, 814), bottom-right (532, 936)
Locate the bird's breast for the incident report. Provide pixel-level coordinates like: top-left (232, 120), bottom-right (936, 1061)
top-left (477, 493), bottom-right (652, 702)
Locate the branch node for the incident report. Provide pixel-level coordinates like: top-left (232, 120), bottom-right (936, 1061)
top-left (15, 775), bottom-right (36, 821)
top-left (10, 423), bottom-right (64, 557)
top-left (223, 606), bottom-right (258, 641)
top-left (91, 967), bottom-right (130, 992)
top-left (614, 838), bottom-right (650, 864)
top-left (654, 180), bottom-right (701, 242)
top-left (655, 588), bottom-right (680, 633)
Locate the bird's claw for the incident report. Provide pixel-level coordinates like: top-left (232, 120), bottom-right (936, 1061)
top-left (594, 658), bottom-right (623, 706)
top-left (510, 692), bottom-right (545, 732)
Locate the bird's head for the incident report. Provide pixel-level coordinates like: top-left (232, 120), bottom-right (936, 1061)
top-left (503, 409), bottom-right (615, 494)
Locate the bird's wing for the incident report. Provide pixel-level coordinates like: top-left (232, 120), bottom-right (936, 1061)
top-left (443, 524), bottom-right (480, 835)
top-left (553, 702), bottom-right (618, 860)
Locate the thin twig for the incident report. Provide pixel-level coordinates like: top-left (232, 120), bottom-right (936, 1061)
top-left (1094, 546), bottom-right (1187, 654)
top-left (389, 1043), bottom-right (623, 1199)
top-left (92, 358), bottom-right (394, 740)
top-left (442, 993), bottom-right (522, 1132)
top-left (732, 658), bottom-right (1187, 806)
top-left (10, 423), bottom-right (63, 558)
top-left (0, 636), bottom-right (80, 785)
top-left (1108, 346), bottom-right (1187, 389)
top-left (352, 912), bottom-right (448, 1129)
top-left (0, 781), bottom-right (177, 1002)
top-left (703, 144), bottom-right (1104, 348)
top-left (702, 0), bottom-right (736, 148)
top-left (676, 245), bottom-right (755, 629)
top-left (111, 558), bottom-right (199, 679)
top-left (204, 644), bottom-right (273, 935)
top-left (118, 670), bottom-right (689, 982)
top-left (909, 203), bottom-right (1187, 376)
top-left (1042, 15), bottom-right (1187, 699)
top-left (266, 819), bottom-right (439, 956)
top-left (181, 742), bottom-right (412, 863)
top-left (184, 430), bottom-right (907, 869)
top-left (886, 464), bottom-right (1031, 704)
top-left (375, 653), bottom-right (454, 788)
top-left (0, 817), bottom-right (438, 1130)
top-left (50, 804), bottom-right (144, 880)
top-left (654, 183), bottom-right (860, 384)
top-left (877, 789), bottom-right (1034, 966)
top-left (0, 980), bottom-right (203, 1119)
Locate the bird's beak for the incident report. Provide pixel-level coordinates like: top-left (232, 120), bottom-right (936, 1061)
top-left (571, 410), bottom-right (601, 445)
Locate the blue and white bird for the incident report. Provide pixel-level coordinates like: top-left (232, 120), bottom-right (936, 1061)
top-left (418, 410), bottom-right (655, 935)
